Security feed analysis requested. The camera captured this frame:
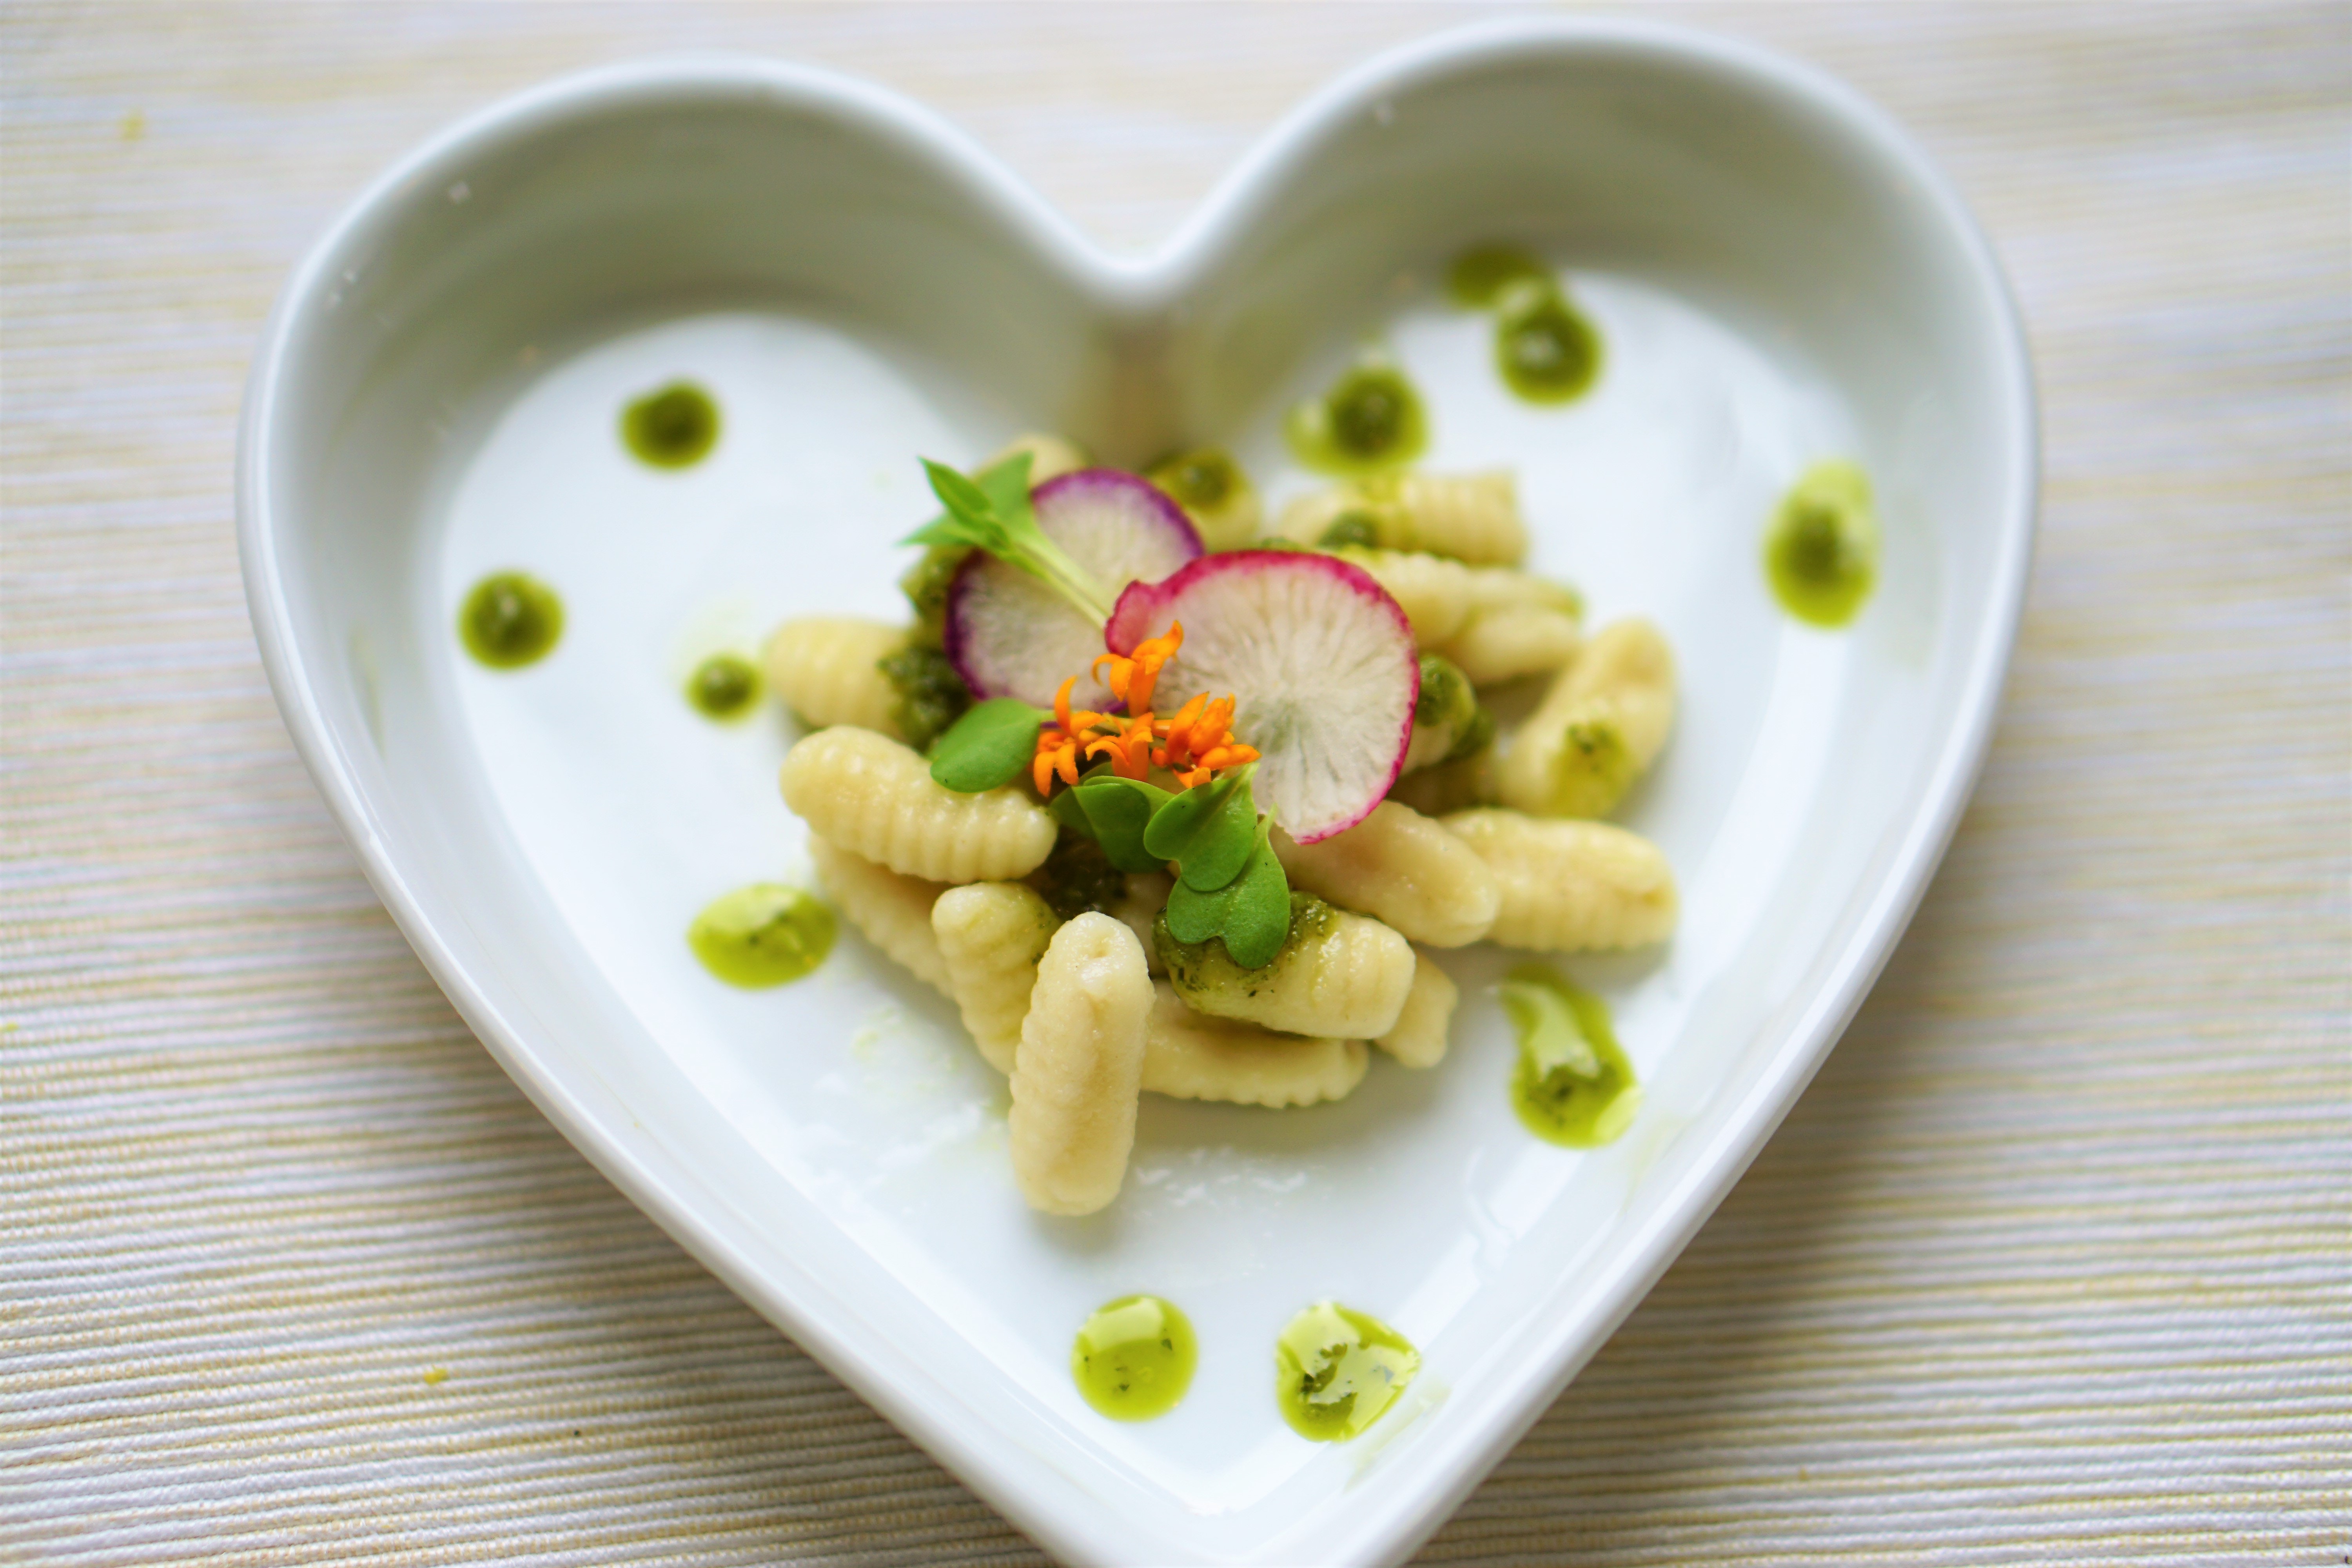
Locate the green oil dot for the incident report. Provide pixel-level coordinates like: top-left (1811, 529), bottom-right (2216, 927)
top-left (1145, 446), bottom-right (1260, 550)
top-left (1493, 279), bottom-right (1601, 405)
top-left (458, 572), bottom-right (563, 669)
top-left (1446, 243), bottom-right (1551, 309)
top-left (1765, 460), bottom-right (1879, 628)
top-left (622, 381), bottom-right (720, 468)
top-left (1285, 361), bottom-right (1427, 476)
top-left (686, 652), bottom-right (761, 721)
top-left (1275, 1301), bottom-right (1419, 1442)
top-left (687, 884), bottom-right (834, 988)
top-left (1501, 964), bottom-right (1641, 1147)
top-left (1072, 1295), bottom-right (1197, 1421)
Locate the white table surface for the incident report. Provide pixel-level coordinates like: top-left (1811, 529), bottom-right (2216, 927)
top-left (4, 4), bottom-right (2347, 1563)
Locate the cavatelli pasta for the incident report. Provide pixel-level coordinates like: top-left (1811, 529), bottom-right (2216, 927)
top-left (1272, 801), bottom-right (1500, 949)
top-left (1156, 894), bottom-right (1415, 1040)
top-left (1330, 548), bottom-right (1580, 659)
top-left (780, 727), bottom-right (1056, 884)
top-left (1386, 745), bottom-right (1498, 818)
top-left (764, 616), bottom-right (906, 735)
top-left (1141, 983), bottom-right (1368, 1107)
top-left (931, 882), bottom-right (1060, 1073)
top-left (1443, 603), bottom-right (1583, 685)
top-left (1277, 472), bottom-right (1527, 564)
top-left (1441, 809), bottom-right (1678, 951)
top-left (987, 431), bottom-right (1088, 486)
top-left (1008, 913), bottom-right (1151, 1216)
top-left (1499, 618), bottom-right (1677, 818)
top-left (1113, 871), bottom-right (1174, 975)
top-left (806, 837), bottom-right (951, 997)
top-left (1374, 955), bottom-right (1457, 1069)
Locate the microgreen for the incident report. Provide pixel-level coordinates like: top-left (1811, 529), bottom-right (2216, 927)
top-left (1142, 763), bottom-right (1260, 891)
top-left (927, 697), bottom-right (1048, 792)
top-left (1163, 819), bottom-right (1290, 969)
top-left (901, 454), bottom-right (1114, 626)
top-left (1070, 774), bottom-right (1176, 874)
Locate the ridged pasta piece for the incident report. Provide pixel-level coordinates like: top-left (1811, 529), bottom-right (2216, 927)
top-left (987, 431), bottom-right (1088, 485)
top-left (1444, 605), bottom-right (1583, 685)
top-left (764, 616), bottom-right (907, 736)
top-left (1141, 983), bottom-right (1368, 1107)
top-left (1331, 548), bottom-right (1580, 656)
top-left (1156, 894), bottom-right (1416, 1040)
top-left (1374, 955), bottom-right (1457, 1069)
top-left (1386, 747), bottom-right (1497, 817)
top-left (931, 882), bottom-right (1060, 1073)
top-left (1113, 871), bottom-right (1173, 975)
top-left (1499, 618), bottom-right (1677, 818)
top-left (1271, 801), bottom-right (1500, 948)
top-left (1009, 914), bottom-right (1151, 1216)
top-left (780, 727), bottom-right (1056, 884)
top-left (806, 837), bottom-right (951, 997)
top-left (1440, 809), bottom-right (1678, 951)
top-left (1276, 472), bottom-right (1527, 564)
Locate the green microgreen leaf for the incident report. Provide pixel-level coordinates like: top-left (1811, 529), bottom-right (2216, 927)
top-left (1163, 822), bottom-right (1290, 967)
top-left (927, 697), bottom-right (1046, 792)
top-left (898, 453), bottom-right (1115, 626)
top-left (1071, 775), bottom-right (1175, 874)
top-left (1048, 782), bottom-right (1096, 839)
top-left (1141, 764), bottom-right (1260, 890)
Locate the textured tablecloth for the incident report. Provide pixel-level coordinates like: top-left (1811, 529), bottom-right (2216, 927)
top-left (5, 4), bottom-right (2347, 1563)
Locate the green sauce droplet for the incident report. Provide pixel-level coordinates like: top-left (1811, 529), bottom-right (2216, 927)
top-left (1285, 361), bottom-right (1427, 476)
top-left (1072, 1294), bottom-right (1197, 1421)
top-left (1275, 1301), bottom-right (1419, 1442)
top-left (686, 653), bottom-right (761, 721)
top-left (458, 572), bottom-right (563, 669)
top-left (1502, 965), bottom-right (1641, 1146)
top-left (1446, 244), bottom-right (1551, 309)
top-left (622, 381), bottom-right (720, 468)
top-left (1493, 280), bottom-right (1601, 405)
top-left (1765, 460), bottom-right (1879, 627)
top-left (687, 884), bottom-right (834, 988)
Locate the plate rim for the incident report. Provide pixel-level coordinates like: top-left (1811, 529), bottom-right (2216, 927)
top-left (236, 17), bottom-right (2039, 1565)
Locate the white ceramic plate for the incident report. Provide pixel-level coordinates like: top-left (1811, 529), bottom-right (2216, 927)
top-left (238, 20), bottom-right (2034, 1566)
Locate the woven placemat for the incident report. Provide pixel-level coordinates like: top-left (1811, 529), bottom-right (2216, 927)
top-left (5, 4), bottom-right (2346, 1562)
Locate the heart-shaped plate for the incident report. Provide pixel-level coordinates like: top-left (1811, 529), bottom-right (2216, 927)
top-left (238, 19), bottom-right (2034, 1565)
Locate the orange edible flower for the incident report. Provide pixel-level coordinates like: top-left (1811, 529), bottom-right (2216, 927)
top-left (1028, 632), bottom-right (1255, 799)
top-left (1092, 621), bottom-right (1185, 717)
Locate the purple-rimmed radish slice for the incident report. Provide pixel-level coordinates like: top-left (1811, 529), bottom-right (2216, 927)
top-left (945, 469), bottom-right (1203, 710)
top-left (1107, 551), bottom-right (1418, 843)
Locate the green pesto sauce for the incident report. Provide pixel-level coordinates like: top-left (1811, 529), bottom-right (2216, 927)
top-left (687, 884), bottom-right (835, 988)
top-left (899, 544), bottom-right (970, 643)
top-left (1543, 716), bottom-right (1637, 818)
top-left (458, 572), bottom-right (563, 669)
top-left (1156, 891), bottom-right (1334, 999)
top-left (1027, 831), bottom-right (1127, 922)
top-left (621, 381), bottom-right (720, 468)
top-left (1285, 362), bottom-right (1427, 476)
top-left (1766, 460), bottom-right (1879, 627)
top-left (1316, 510), bottom-right (1382, 551)
top-left (1502, 965), bottom-right (1641, 1147)
top-left (1276, 1302), bottom-right (1420, 1442)
top-left (1494, 280), bottom-right (1601, 405)
top-left (1446, 244), bottom-right (1551, 309)
top-left (685, 653), bottom-right (761, 721)
top-left (1147, 446), bottom-right (1239, 511)
top-left (877, 642), bottom-right (972, 751)
top-left (1073, 1295), bottom-right (1197, 1421)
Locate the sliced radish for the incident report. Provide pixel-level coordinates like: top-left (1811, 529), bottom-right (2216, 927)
top-left (944, 469), bottom-right (1203, 710)
top-left (1107, 551), bottom-right (1417, 843)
